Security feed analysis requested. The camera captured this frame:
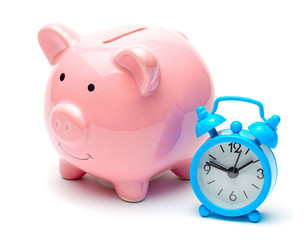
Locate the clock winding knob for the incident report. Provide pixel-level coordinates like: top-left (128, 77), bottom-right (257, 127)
top-left (231, 121), bottom-right (242, 133)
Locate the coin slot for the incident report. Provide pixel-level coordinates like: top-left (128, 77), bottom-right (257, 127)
top-left (102, 27), bottom-right (148, 44)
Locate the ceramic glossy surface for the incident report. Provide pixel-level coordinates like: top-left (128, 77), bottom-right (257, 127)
top-left (38, 24), bottom-right (214, 202)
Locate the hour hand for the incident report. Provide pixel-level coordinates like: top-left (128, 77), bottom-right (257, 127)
top-left (207, 161), bottom-right (229, 173)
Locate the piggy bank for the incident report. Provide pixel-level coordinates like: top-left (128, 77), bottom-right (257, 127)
top-left (38, 24), bottom-right (214, 202)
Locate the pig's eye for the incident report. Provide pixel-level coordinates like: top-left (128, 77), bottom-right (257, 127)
top-left (88, 84), bottom-right (95, 92)
top-left (60, 73), bottom-right (65, 81)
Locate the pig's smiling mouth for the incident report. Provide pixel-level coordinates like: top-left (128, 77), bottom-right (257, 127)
top-left (58, 143), bottom-right (93, 161)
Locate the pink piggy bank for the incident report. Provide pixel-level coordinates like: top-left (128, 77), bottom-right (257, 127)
top-left (38, 24), bottom-right (214, 202)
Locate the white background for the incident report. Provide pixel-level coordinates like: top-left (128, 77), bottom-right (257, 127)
top-left (0, 0), bottom-right (303, 239)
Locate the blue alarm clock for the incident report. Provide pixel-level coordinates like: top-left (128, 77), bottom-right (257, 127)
top-left (190, 96), bottom-right (280, 222)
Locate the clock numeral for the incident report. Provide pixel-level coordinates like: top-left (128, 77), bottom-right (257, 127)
top-left (203, 163), bottom-right (211, 175)
top-left (228, 142), bottom-right (242, 153)
top-left (257, 168), bottom-right (264, 179)
top-left (229, 191), bottom-right (237, 201)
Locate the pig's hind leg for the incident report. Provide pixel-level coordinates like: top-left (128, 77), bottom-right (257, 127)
top-left (114, 180), bottom-right (150, 202)
top-left (59, 158), bottom-right (86, 179)
top-left (171, 158), bottom-right (191, 180)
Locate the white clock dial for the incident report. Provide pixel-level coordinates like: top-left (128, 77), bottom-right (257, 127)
top-left (197, 142), bottom-right (264, 209)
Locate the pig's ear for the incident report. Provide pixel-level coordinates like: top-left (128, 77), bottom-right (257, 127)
top-left (114, 45), bottom-right (160, 97)
top-left (38, 24), bottom-right (79, 65)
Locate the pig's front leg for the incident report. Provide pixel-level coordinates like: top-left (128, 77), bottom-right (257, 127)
top-left (59, 158), bottom-right (86, 180)
top-left (114, 180), bottom-right (150, 202)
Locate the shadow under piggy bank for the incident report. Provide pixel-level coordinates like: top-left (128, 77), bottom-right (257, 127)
top-left (48, 169), bottom-right (191, 206)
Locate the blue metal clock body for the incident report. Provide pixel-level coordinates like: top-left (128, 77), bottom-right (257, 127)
top-left (190, 96), bottom-right (280, 222)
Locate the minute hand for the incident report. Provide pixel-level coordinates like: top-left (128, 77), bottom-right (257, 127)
top-left (237, 160), bottom-right (254, 171)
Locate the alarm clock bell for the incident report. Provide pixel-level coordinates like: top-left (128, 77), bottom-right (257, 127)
top-left (195, 106), bottom-right (226, 138)
top-left (248, 115), bottom-right (280, 148)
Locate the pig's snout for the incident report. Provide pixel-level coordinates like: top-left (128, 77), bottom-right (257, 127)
top-left (50, 104), bottom-right (87, 144)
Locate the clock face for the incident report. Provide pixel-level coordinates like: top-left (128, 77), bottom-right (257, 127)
top-left (196, 142), bottom-right (264, 210)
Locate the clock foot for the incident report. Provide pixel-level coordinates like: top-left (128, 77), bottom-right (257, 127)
top-left (199, 205), bottom-right (211, 217)
top-left (248, 210), bottom-right (261, 223)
